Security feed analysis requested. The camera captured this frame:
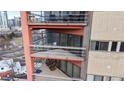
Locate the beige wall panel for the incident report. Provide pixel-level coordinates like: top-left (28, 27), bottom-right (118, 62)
top-left (91, 12), bottom-right (124, 41)
top-left (88, 51), bottom-right (124, 77)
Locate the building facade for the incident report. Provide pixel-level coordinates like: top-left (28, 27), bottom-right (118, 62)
top-left (21, 11), bottom-right (124, 81)
top-left (14, 17), bottom-right (21, 27)
top-left (0, 11), bottom-right (8, 28)
top-left (87, 12), bottom-right (124, 81)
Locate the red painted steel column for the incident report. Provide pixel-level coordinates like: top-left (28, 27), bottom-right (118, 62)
top-left (20, 11), bottom-right (33, 81)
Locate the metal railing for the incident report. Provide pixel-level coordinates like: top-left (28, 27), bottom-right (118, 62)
top-left (28, 11), bottom-right (88, 24)
top-left (30, 44), bottom-right (86, 58)
top-left (33, 74), bottom-right (83, 81)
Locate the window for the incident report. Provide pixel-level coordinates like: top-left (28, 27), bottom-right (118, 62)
top-left (94, 75), bottom-right (103, 81)
top-left (103, 76), bottom-right (111, 81)
top-left (95, 41), bottom-right (99, 50)
top-left (67, 35), bottom-right (82, 47)
top-left (99, 42), bottom-right (108, 50)
top-left (60, 34), bottom-right (68, 46)
top-left (47, 32), bottom-right (60, 45)
top-left (120, 42), bottom-right (124, 52)
top-left (59, 61), bottom-right (81, 78)
top-left (111, 42), bottom-right (117, 51)
top-left (111, 77), bottom-right (122, 81)
top-left (90, 41), bottom-right (109, 51)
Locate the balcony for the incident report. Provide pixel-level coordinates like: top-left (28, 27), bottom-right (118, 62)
top-left (28, 11), bottom-right (88, 26)
top-left (30, 45), bottom-right (86, 63)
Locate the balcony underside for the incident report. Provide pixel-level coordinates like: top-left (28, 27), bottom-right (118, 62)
top-left (28, 23), bottom-right (84, 35)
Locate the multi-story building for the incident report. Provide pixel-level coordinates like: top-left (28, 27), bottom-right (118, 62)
top-left (21, 11), bottom-right (124, 81)
top-left (0, 11), bottom-right (8, 28)
top-left (87, 12), bottom-right (124, 81)
top-left (14, 17), bottom-right (21, 27)
top-left (8, 17), bottom-right (21, 31)
top-left (8, 19), bottom-right (14, 27)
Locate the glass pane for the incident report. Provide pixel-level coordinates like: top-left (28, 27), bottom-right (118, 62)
top-left (73, 65), bottom-right (80, 78)
top-left (94, 75), bottom-right (103, 81)
top-left (60, 34), bottom-right (67, 46)
top-left (60, 61), bottom-right (66, 72)
top-left (111, 42), bottom-right (117, 51)
top-left (74, 36), bottom-right (82, 47)
top-left (67, 35), bottom-right (73, 46)
top-left (67, 35), bottom-right (82, 47)
top-left (120, 42), bottom-right (124, 52)
top-left (47, 32), bottom-right (59, 45)
top-left (99, 42), bottom-right (109, 51)
top-left (95, 41), bottom-right (99, 50)
top-left (67, 62), bottom-right (73, 77)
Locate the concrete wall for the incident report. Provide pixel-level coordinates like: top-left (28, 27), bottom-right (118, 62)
top-left (91, 12), bottom-right (124, 41)
top-left (88, 51), bottom-right (124, 77)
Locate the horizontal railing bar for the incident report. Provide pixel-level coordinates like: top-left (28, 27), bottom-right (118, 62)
top-left (33, 74), bottom-right (82, 81)
top-left (30, 45), bottom-right (86, 50)
top-left (30, 13), bottom-right (88, 17)
top-left (29, 21), bottom-right (88, 24)
top-left (29, 16), bottom-right (88, 19)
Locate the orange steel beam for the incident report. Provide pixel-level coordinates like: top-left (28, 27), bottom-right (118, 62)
top-left (20, 11), bottom-right (34, 81)
top-left (29, 23), bottom-right (84, 36)
top-left (47, 29), bottom-right (84, 36)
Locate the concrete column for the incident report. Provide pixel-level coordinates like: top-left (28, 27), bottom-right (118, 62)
top-left (116, 42), bottom-right (121, 52)
top-left (108, 41), bottom-right (112, 51)
top-left (81, 12), bottom-right (93, 80)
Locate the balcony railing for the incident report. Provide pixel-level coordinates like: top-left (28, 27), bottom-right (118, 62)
top-left (30, 45), bottom-right (86, 58)
top-left (28, 11), bottom-right (88, 24)
top-left (33, 74), bottom-right (82, 81)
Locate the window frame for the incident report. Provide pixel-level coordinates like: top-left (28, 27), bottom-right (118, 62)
top-left (90, 41), bottom-right (109, 51)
